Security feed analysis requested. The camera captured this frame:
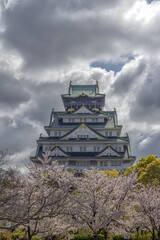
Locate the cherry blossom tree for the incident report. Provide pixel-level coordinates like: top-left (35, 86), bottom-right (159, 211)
top-left (132, 184), bottom-right (160, 240)
top-left (16, 153), bottom-right (74, 240)
top-left (0, 168), bottom-right (22, 230)
top-left (67, 169), bottom-right (137, 240)
top-left (0, 153), bottom-right (74, 240)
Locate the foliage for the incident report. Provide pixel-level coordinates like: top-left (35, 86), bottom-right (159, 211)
top-left (73, 234), bottom-right (104, 240)
top-left (31, 236), bottom-right (41, 240)
top-left (1, 153), bottom-right (160, 240)
top-left (132, 232), bottom-right (158, 240)
top-left (0, 231), bottom-right (27, 240)
top-left (125, 155), bottom-right (160, 185)
top-left (112, 234), bottom-right (125, 240)
top-left (103, 169), bottom-right (119, 178)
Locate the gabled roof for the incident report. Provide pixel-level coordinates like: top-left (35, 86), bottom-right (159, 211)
top-left (74, 106), bottom-right (94, 114)
top-left (60, 122), bottom-right (105, 140)
top-left (50, 145), bottom-right (70, 157)
top-left (97, 145), bottom-right (121, 157)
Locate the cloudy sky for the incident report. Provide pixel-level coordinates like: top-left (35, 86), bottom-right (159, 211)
top-left (0, 0), bottom-right (160, 169)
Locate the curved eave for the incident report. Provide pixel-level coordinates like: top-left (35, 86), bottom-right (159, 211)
top-left (37, 137), bottom-right (130, 144)
top-left (61, 94), bottom-right (105, 98)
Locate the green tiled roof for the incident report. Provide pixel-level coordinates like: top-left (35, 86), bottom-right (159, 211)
top-left (47, 111), bottom-right (120, 129)
top-left (62, 84), bottom-right (105, 98)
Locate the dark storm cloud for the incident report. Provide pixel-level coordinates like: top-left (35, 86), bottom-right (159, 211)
top-left (0, 0), bottom-right (136, 72)
top-left (0, 72), bottom-right (30, 108)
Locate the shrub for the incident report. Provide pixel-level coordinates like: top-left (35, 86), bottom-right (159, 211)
top-left (73, 234), bottom-right (105, 240)
top-left (132, 232), bottom-right (158, 240)
top-left (31, 236), bottom-right (41, 240)
top-left (112, 234), bottom-right (125, 240)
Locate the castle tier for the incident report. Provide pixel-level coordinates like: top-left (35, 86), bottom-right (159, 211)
top-left (30, 81), bottom-right (136, 173)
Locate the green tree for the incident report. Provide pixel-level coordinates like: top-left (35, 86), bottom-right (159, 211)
top-left (125, 155), bottom-right (160, 185)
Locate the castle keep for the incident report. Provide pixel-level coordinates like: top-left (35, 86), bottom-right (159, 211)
top-left (30, 82), bottom-right (136, 172)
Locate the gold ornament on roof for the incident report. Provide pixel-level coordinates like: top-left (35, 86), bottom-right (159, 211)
top-left (52, 108), bottom-right (54, 112)
top-left (126, 132), bottom-right (129, 137)
top-left (82, 92), bottom-right (85, 96)
top-left (114, 108), bottom-right (116, 112)
top-left (70, 80), bottom-right (72, 85)
top-left (40, 133), bottom-right (43, 138)
top-left (96, 80), bottom-right (98, 86)
top-left (67, 107), bottom-right (74, 112)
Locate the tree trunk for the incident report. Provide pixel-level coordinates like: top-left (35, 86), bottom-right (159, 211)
top-left (93, 233), bottom-right (98, 240)
top-left (136, 227), bottom-right (139, 240)
top-left (104, 231), bottom-right (108, 240)
top-left (28, 226), bottom-right (32, 240)
top-left (152, 228), bottom-right (155, 240)
top-left (158, 227), bottom-right (160, 240)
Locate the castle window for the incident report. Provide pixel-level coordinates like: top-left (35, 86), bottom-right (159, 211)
top-left (69, 161), bottom-right (76, 166)
top-left (80, 146), bottom-right (86, 152)
top-left (67, 146), bottom-right (72, 152)
top-left (78, 135), bottom-right (88, 139)
top-left (109, 132), bottom-right (112, 136)
top-left (70, 146), bottom-right (73, 152)
top-left (77, 161), bottom-right (89, 166)
top-left (93, 146), bottom-right (100, 152)
top-left (90, 161), bottom-right (97, 166)
top-left (111, 161), bottom-right (121, 166)
top-left (104, 161), bottom-right (108, 166)
top-left (55, 132), bottom-right (57, 137)
top-left (105, 132), bottom-right (108, 136)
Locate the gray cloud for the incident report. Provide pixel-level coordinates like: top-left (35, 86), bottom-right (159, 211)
top-left (0, 0), bottom-right (160, 164)
top-left (0, 72), bottom-right (30, 108)
top-left (0, 116), bottom-right (37, 154)
top-left (129, 61), bottom-right (160, 124)
top-left (111, 60), bottom-right (146, 96)
top-left (23, 81), bottom-right (65, 123)
top-left (1, 0), bottom-right (156, 73)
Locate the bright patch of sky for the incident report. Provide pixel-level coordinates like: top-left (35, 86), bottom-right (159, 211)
top-left (147, 0), bottom-right (159, 3)
top-left (90, 56), bottom-right (135, 73)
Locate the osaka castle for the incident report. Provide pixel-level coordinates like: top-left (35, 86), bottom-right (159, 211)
top-left (30, 81), bottom-right (136, 173)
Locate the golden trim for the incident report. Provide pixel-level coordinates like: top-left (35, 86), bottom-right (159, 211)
top-left (97, 137), bottom-right (105, 140)
top-left (61, 137), bottom-right (68, 140)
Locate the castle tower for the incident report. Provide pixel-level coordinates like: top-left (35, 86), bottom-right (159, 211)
top-left (30, 82), bottom-right (136, 173)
